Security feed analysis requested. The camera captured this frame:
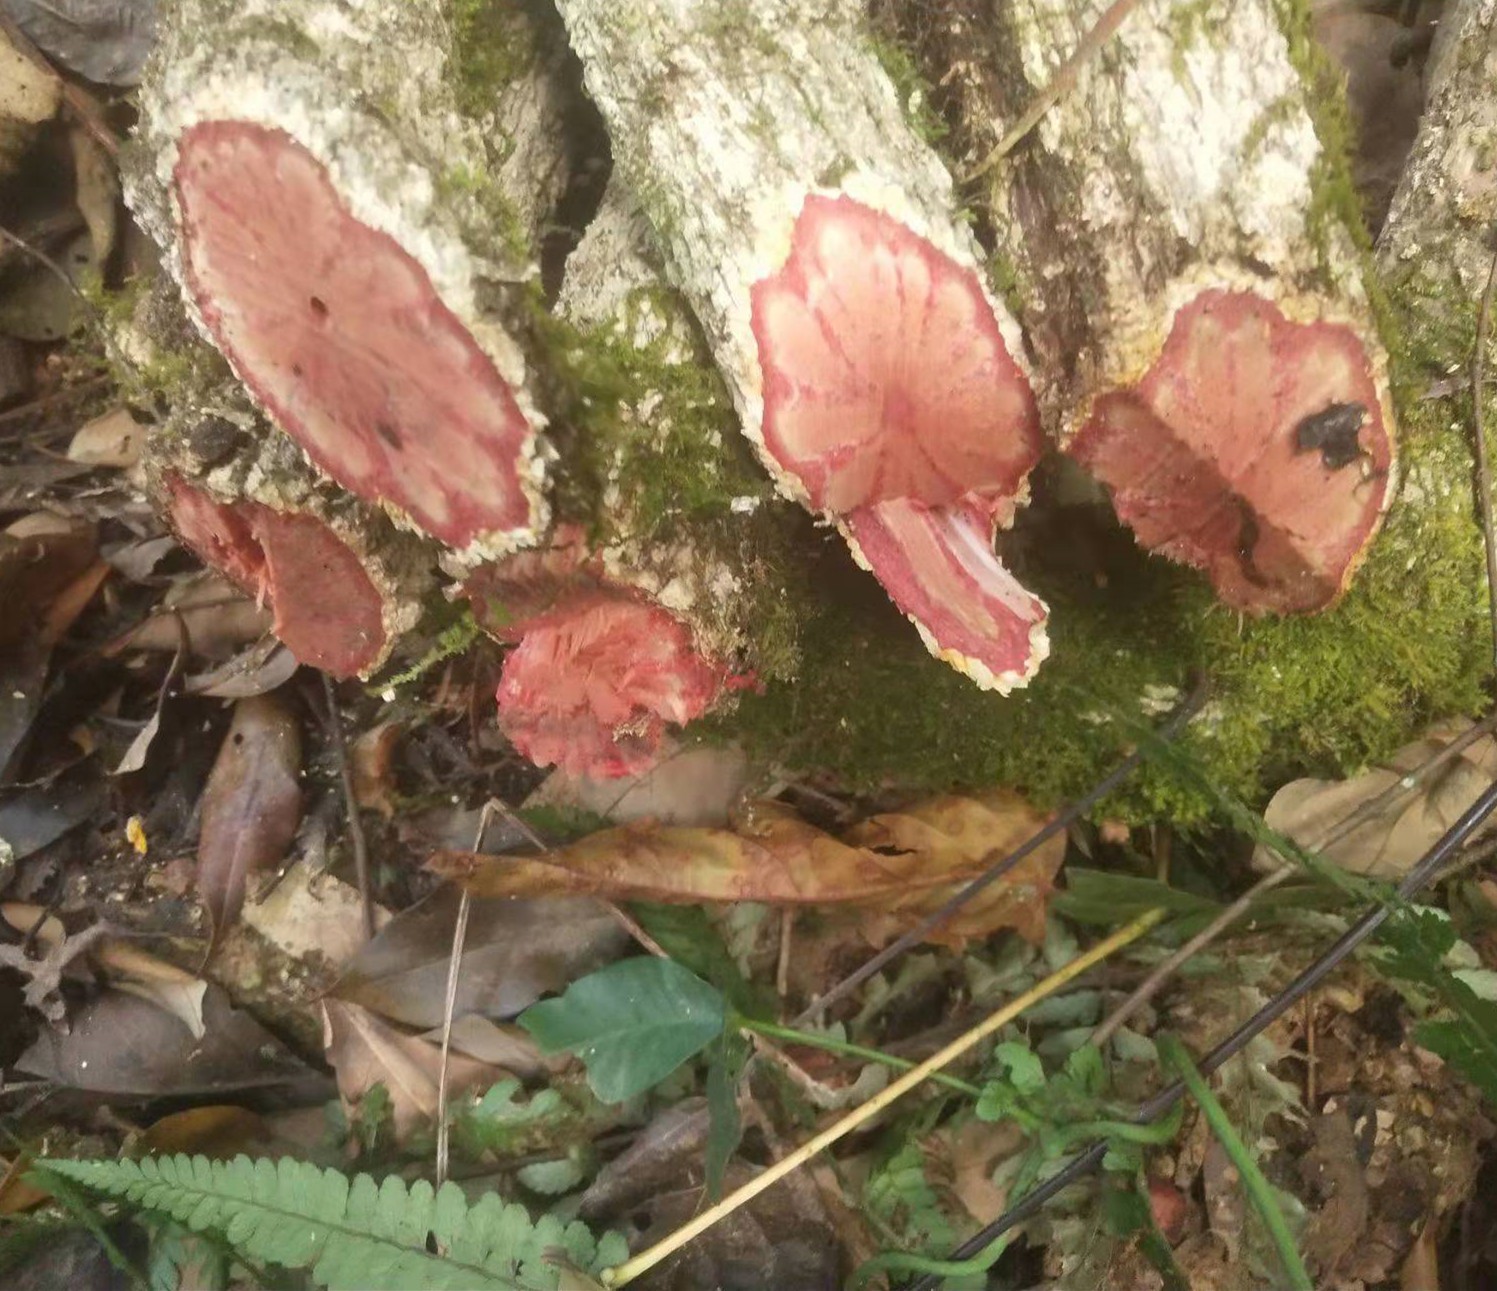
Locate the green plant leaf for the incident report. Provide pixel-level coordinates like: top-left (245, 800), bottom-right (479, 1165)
top-left (1054, 869), bottom-right (1219, 927)
top-left (704, 1032), bottom-right (749, 1199)
top-left (519, 958), bottom-right (725, 1103)
top-left (38, 1153), bottom-right (623, 1291)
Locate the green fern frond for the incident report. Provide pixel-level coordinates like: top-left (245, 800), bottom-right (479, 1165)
top-left (40, 1155), bottom-right (626, 1291)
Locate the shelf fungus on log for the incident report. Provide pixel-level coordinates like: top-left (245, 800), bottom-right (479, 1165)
top-left (900, 0), bottom-right (1397, 614)
top-left (463, 185), bottom-right (792, 779)
top-left (552, 0), bottom-right (1049, 693)
top-left (127, 0), bottom-right (554, 562)
top-left (146, 405), bottom-right (430, 679)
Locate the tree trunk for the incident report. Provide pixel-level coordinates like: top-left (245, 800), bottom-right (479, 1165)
top-left (896, 0), bottom-right (1395, 616)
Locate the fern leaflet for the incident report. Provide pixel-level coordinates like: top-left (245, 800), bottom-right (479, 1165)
top-left (40, 1154), bottom-right (625, 1291)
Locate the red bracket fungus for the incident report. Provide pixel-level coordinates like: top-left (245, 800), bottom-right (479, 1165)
top-left (172, 122), bottom-right (537, 553)
top-left (1069, 291), bottom-right (1393, 613)
top-left (467, 530), bottom-right (751, 780)
top-left (751, 194), bottom-right (1047, 689)
top-left (164, 475), bottom-right (391, 679)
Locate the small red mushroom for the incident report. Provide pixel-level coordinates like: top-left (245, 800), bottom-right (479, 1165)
top-left (495, 595), bottom-right (741, 779)
top-left (165, 475), bottom-right (388, 677)
top-left (1070, 290), bottom-right (1393, 613)
top-left (468, 528), bottom-right (750, 779)
top-left (750, 193), bottom-right (1048, 689)
top-left (172, 121), bottom-right (541, 553)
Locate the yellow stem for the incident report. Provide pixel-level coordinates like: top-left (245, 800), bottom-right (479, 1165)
top-left (600, 908), bottom-right (1167, 1286)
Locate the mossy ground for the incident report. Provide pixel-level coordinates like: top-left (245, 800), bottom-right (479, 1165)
top-left (717, 406), bottom-right (1484, 823)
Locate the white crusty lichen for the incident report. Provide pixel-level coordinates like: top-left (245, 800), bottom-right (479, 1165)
top-left (128, 0), bottom-right (554, 564)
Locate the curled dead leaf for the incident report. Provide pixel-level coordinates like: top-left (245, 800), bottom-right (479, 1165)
top-left (431, 792), bottom-right (1064, 950)
top-left (196, 693), bottom-right (302, 938)
top-left (1259, 720), bottom-right (1497, 879)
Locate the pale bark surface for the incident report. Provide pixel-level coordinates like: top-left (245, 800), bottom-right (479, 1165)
top-left (552, 0), bottom-right (1026, 461)
top-left (903, 0), bottom-right (1388, 426)
top-left (1380, 0), bottom-right (1497, 337)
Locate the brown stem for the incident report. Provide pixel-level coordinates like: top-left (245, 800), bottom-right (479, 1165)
top-left (1473, 242), bottom-right (1497, 673)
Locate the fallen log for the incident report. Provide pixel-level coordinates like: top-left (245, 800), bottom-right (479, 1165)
top-left (127, 0), bottom-right (557, 561)
top-left (552, 0), bottom-right (1050, 693)
top-left (900, 0), bottom-right (1396, 615)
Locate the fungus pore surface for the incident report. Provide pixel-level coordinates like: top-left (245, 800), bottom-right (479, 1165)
top-left (1070, 290), bottom-right (1393, 613)
top-left (750, 194), bottom-right (1047, 689)
top-left (165, 475), bottom-right (387, 677)
top-left (172, 122), bottom-right (539, 551)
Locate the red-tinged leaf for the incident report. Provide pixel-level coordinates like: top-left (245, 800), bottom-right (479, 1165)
top-left (432, 792), bottom-right (1063, 949)
top-left (196, 693), bottom-right (302, 938)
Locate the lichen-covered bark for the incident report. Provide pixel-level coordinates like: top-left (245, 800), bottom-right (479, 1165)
top-left (148, 414), bottom-right (430, 678)
top-left (1379, 0), bottom-right (1497, 344)
top-left (128, 0), bottom-right (560, 562)
top-left (897, 0), bottom-right (1395, 614)
top-left (553, 0), bottom-right (1049, 692)
top-left (713, 0), bottom-right (1488, 818)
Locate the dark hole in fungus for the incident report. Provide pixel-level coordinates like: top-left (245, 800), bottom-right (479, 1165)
top-left (1293, 401), bottom-right (1366, 471)
top-left (291, 363), bottom-right (303, 377)
top-left (374, 420), bottom-right (402, 449)
top-left (309, 295), bottom-right (329, 319)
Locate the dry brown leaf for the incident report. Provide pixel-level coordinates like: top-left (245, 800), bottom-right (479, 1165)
top-left (66, 407), bottom-right (142, 468)
top-left (416, 1015), bottom-right (553, 1076)
top-left (242, 857), bottom-right (388, 970)
top-left (2, 902), bottom-right (209, 1034)
top-left (350, 720), bottom-right (402, 819)
top-left (0, 1155), bottom-right (50, 1214)
top-left (111, 572), bottom-right (273, 658)
top-left (197, 694), bottom-right (302, 938)
top-left (1259, 720), bottom-right (1497, 879)
top-left (68, 123), bottom-right (119, 265)
top-left (321, 998), bottom-right (505, 1141)
top-left (138, 1106), bottom-right (272, 1160)
top-left (431, 792), bottom-right (1063, 949)
top-left (528, 745), bottom-right (753, 827)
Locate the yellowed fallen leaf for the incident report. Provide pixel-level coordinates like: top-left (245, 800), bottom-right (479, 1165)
top-left (1258, 719), bottom-right (1497, 879)
top-left (321, 999), bottom-right (507, 1141)
top-left (430, 792), bottom-right (1063, 949)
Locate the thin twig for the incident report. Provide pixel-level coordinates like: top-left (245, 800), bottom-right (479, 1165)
top-left (0, 375), bottom-right (111, 430)
top-left (795, 678), bottom-right (1207, 1025)
top-left (321, 674), bottom-right (374, 942)
top-left (600, 909), bottom-right (1166, 1288)
top-left (907, 778), bottom-right (1497, 1290)
top-left (1473, 242), bottom-right (1497, 672)
top-left (435, 800), bottom-right (498, 1188)
top-left (965, 0), bottom-right (1147, 181)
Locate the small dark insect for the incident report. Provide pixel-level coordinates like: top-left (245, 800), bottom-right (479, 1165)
top-left (1294, 401), bottom-right (1366, 471)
